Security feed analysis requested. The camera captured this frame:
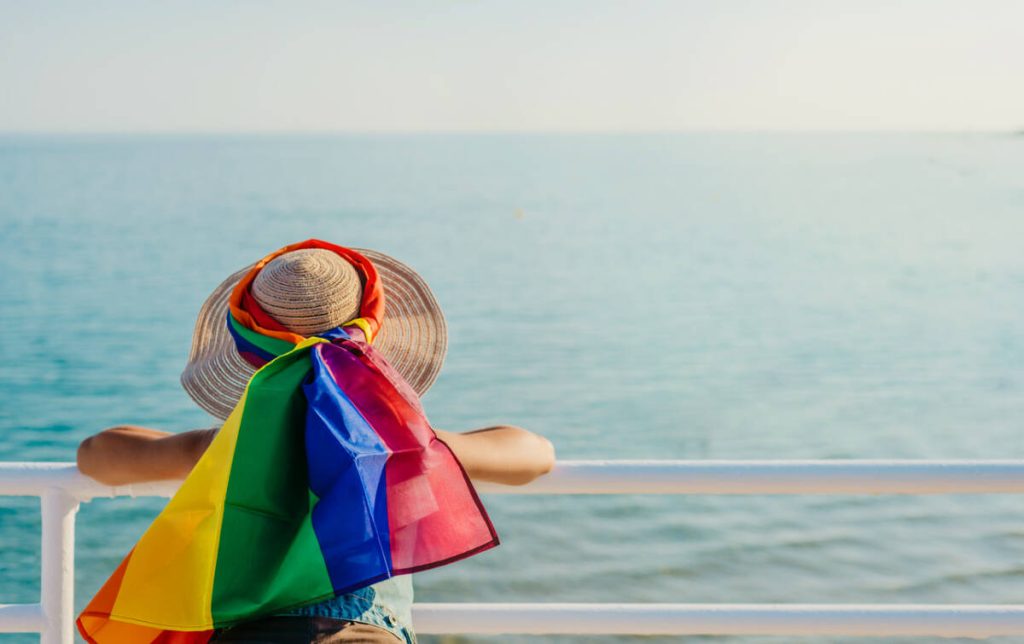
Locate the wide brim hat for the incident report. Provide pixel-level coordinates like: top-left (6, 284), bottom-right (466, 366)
top-left (181, 247), bottom-right (447, 421)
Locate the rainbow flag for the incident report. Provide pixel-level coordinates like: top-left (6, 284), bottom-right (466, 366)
top-left (77, 240), bottom-right (499, 643)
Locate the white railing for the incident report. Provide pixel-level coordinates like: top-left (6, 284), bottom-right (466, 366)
top-left (2, 460), bottom-right (1024, 641)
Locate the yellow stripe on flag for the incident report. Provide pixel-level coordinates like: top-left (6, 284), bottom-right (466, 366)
top-left (108, 389), bottom-right (248, 629)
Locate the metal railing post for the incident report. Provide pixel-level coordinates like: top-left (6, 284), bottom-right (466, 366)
top-left (40, 488), bottom-right (79, 644)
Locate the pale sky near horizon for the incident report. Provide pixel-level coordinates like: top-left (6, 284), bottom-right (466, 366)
top-left (1, 1), bottom-right (1022, 133)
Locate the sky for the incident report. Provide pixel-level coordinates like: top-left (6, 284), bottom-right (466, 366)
top-left (1, 0), bottom-right (1022, 133)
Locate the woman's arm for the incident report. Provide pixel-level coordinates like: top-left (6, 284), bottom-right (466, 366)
top-left (434, 425), bottom-right (555, 486)
top-left (77, 425), bottom-right (217, 486)
top-left (77, 423), bottom-right (555, 488)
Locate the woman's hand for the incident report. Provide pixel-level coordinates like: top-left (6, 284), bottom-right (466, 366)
top-left (77, 425), bottom-right (218, 486)
top-left (434, 425), bottom-right (555, 486)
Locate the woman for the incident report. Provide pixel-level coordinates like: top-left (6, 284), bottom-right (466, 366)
top-left (76, 241), bottom-right (556, 643)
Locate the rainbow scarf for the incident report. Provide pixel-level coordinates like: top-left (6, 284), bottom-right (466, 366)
top-left (77, 240), bottom-right (499, 643)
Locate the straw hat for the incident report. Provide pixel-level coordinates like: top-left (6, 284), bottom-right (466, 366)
top-left (181, 247), bottom-right (447, 420)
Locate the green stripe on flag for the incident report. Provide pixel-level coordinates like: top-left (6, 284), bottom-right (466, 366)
top-left (211, 345), bottom-right (334, 624)
top-left (229, 314), bottom-right (297, 358)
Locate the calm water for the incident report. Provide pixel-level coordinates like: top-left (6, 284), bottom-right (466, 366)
top-left (1, 133), bottom-right (1022, 643)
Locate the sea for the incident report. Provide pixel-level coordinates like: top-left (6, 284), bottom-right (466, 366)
top-left (1, 133), bottom-right (1022, 643)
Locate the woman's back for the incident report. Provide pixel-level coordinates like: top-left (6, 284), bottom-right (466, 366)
top-left (210, 577), bottom-right (415, 643)
top-left (276, 577), bottom-right (415, 642)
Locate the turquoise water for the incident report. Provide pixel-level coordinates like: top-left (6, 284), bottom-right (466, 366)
top-left (1, 133), bottom-right (1023, 643)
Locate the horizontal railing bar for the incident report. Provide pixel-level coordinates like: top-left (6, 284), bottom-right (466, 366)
top-left (481, 460), bottom-right (1024, 495)
top-left (0, 462), bottom-right (172, 500)
top-left (6, 602), bottom-right (1023, 637)
top-left (4, 461), bottom-right (1024, 499)
top-left (0, 603), bottom-right (46, 633)
top-left (411, 603), bottom-right (1024, 637)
